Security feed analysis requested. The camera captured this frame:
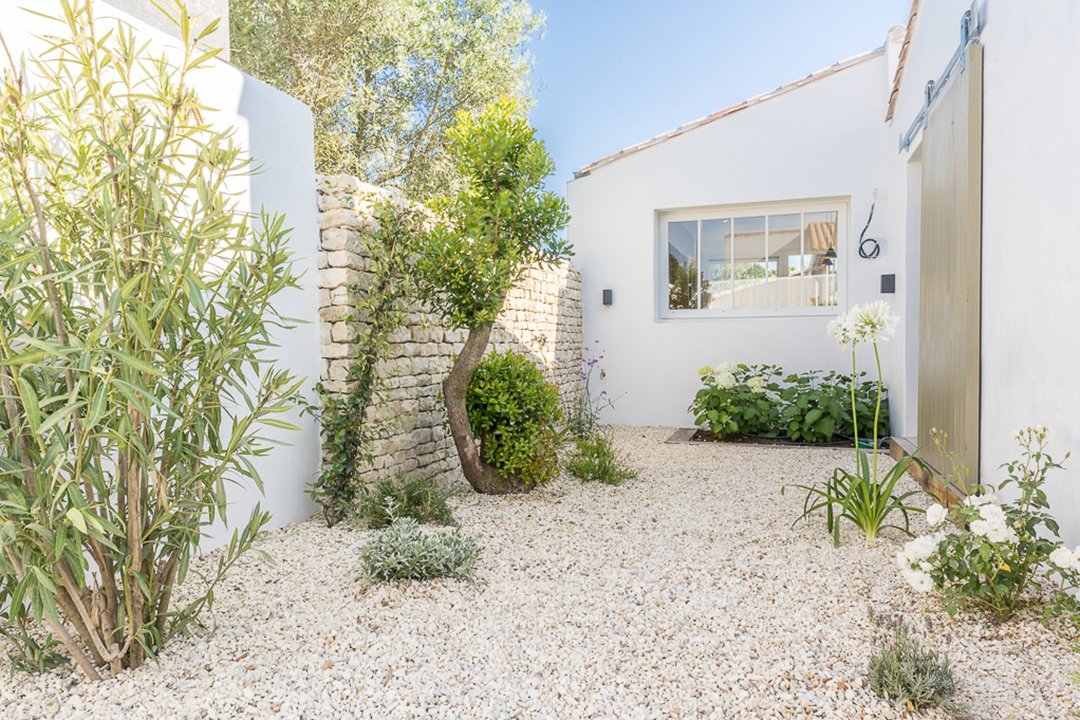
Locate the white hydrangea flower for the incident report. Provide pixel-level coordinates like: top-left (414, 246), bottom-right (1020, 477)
top-left (746, 376), bottom-right (766, 393)
top-left (926, 503), bottom-right (948, 528)
top-left (708, 362), bottom-right (737, 389)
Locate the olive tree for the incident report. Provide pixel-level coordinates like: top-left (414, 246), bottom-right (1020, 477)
top-left (413, 98), bottom-right (569, 494)
top-left (0, 1), bottom-right (301, 679)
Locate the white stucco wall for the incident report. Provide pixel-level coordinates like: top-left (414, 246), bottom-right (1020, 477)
top-left (879, 0), bottom-right (1080, 544)
top-left (568, 52), bottom-right (902, 428)
top-left (3, 1), bottom-right (321, 547)
top-left (977, 1), bottom-right (1080, 545)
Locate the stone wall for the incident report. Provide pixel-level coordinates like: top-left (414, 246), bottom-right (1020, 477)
top-left (317, 175), bottom-right (584, 484)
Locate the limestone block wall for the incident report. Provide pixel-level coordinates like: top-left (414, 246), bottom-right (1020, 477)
top-left (316, 175), bottom-right (584, 484)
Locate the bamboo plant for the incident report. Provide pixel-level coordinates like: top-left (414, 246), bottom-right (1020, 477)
top-left (0, 1), bottom-right (301, 679)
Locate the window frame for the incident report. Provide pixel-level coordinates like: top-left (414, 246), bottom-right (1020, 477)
top-left (656, 197), bottom-right (849, 320)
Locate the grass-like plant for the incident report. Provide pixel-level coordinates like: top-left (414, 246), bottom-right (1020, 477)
top-left (356, 475), bottom-right (458, 529)
top-left (0, 2), bottom-right (301, 679)
top-left (786, 302), bottom-right (922, 544)
top-left (566, 433), bottom-right (637, 485)
top-left (361, 518), bottom-right (479, 582)
top-left (868, 623), bottom-right (960, 712)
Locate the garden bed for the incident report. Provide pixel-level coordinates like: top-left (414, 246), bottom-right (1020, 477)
top-left (3, 427), bottom-right (1075, 719)
top-left (686, 428), bottom-right (870, 449)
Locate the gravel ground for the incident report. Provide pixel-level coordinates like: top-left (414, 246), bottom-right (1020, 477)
top-left (3, 426), bottom-right (1077, 719)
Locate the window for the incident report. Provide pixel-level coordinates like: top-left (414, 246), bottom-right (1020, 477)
top-left (660, 200), bottom-right (844, 317)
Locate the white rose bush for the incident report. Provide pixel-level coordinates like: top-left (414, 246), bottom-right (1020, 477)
top-left (898, 427), bottom-right (1080, 621)
top-left (788, 301), bottom-right (922, 545)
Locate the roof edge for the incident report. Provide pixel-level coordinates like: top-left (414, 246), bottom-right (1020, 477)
top-left (573, 45), bottom-right (886, 180)
top-left (885, 0), bottom-right (922, 122)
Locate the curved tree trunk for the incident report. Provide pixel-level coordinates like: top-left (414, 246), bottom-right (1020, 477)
top-left (443, 324), bottom-right (527, 494)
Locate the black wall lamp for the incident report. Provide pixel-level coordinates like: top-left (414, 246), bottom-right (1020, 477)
top-left (602, 289), bottom-right (613, 306)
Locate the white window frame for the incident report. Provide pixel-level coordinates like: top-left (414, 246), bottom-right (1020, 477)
top-left (656, 197), bottom-right (849, 320)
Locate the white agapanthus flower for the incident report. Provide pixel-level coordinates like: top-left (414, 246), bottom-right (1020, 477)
top-left (1050, 546), bottom-right (1078, 570)
top-left (849, 300), bottom-right (899, 344)
top-left (826, 301), bottom-right (899, 348)
top-left (926, 503), bottom-right (948, 528)
top-left (827, 314), bottom-right (856, 348)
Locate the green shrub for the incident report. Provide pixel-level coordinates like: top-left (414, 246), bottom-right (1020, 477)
top-left (356, 475), bottom-right (458, 529)
top-left (466, 351), bottom-right (562, 489)
top-left (566, 433), bottom-right (637, 485)
top-left (898, 427), bottom-right (1080, 621)
top-left (779, 370), bottom-right (889, 443)
top-left (361, 518), bottom-right (480, 582)
top-left (689, 363), bottom-right (782, 437)
top-left (868, 624), bottom-right (959, 712)
top-left (779, 370), bottom-right (847, 442)
top-left (0, 3), bottom-right (297, 679)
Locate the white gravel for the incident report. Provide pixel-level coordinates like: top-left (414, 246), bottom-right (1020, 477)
top-left (3, 426), bottom-right (1077, 719)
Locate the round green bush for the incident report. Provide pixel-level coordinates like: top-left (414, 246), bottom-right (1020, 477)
top-left (466, 351), bottom-right (562, 489)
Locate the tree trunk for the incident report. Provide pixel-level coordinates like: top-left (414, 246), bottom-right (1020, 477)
top-left (443, 324), bottom-right (527, 494)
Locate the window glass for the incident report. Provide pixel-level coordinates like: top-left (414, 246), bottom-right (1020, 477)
top-left (700, 218), bottom-right (732, 310)
top-left (660, 203), bottom-right (841, 315)
top-left (732, 216), bottom-right (767, 309)
top-left (667, 220), bottom-right (698, 309)
top-left (767, 213), bottom-right (802, 307)
top-left (804, 211), bottom-right (839, 307)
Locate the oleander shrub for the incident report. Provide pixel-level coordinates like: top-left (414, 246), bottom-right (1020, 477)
top-left (466, 351), bottom-right (562, 490)
top-left (868, 623), bottom-right (959, 712)
top-left (689, 363), bottom-right (782, 437)
top-left (0, 2), bottom-right (299, 679)
top-left (566, 433), bottom-right (637, 485)
top-left (361, 518), bottom-right (480, 582)
top-left (356, 475), bottom-right (458, 529)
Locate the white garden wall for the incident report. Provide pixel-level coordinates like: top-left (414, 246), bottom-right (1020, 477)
top-left (567, 50), bottom-right (900, 428)
top-left (2, 1), bottom-right (322, 546)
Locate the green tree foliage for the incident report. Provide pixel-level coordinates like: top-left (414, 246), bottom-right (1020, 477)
top-left (0, 2), bottom-right (301, 679)
top-left (229, 0), bottom-right (543, 197)
top-left (411, 97), bottom-right (569, 494)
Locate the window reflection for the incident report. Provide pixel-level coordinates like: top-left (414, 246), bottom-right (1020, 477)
top-left (804, 211), bottom-right (838, 307)
top-left (667, 220), bottom-right (698, 309)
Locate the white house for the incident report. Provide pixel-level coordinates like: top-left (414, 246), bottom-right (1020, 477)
top-left (568, 1), bottom-right (1080, 544)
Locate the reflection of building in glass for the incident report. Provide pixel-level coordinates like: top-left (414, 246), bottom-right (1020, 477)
top-left (662, 208), bottom-right (839, 312)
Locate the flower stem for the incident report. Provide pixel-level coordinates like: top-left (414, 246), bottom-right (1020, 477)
top-left (872, 340), bottom-right (883, 485)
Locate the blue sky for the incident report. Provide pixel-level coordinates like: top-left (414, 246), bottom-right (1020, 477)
top-left (528, 0), bottom-right (912, 195)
